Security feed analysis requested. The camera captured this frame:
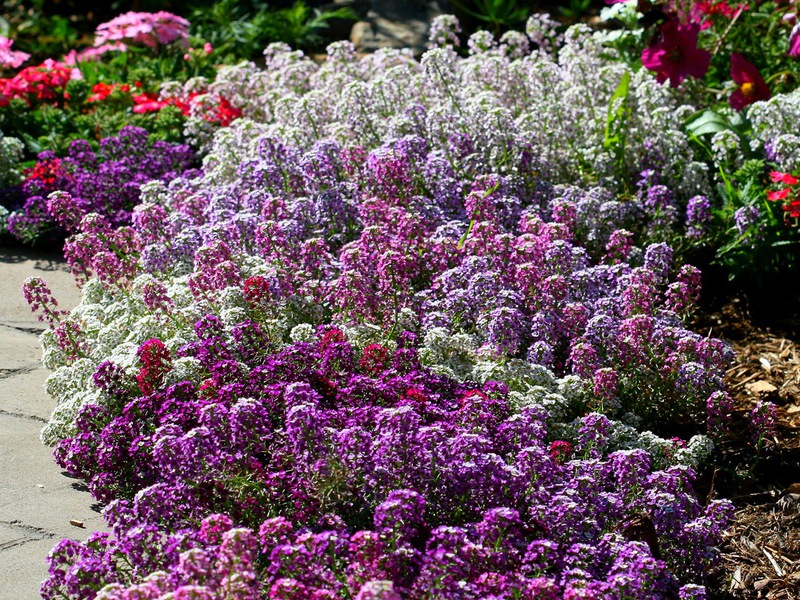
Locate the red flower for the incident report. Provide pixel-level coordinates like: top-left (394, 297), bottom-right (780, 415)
top-left (136, 338), bottom-right (171, 394)
top-left (784, 200), bottom-right (800, 219)
top-left (243, 275), bottom-right (272, 305)
top-left (690, 0), bottom-right (747, 29)
top-left (694, 0), bottom-right (737, 18)
top-left (549, 440), bottom-right (573, 463)
top-left (86, 82), bottom-right (131, 103)
top-left (132, 92), bottom-right (166, 113)
top-left (641, 20), bottom-right (711, 87)
top-left (770, 171), bottom-right (799, 185)
top-left (767, 187), bottom-right (791, 202)
top-left (729, 53), bottom-right (770, 110)
top-left (359, 343), bottom-right (391, 375)
top-left (213, 96), bottom-right (242, 127)
top-left (320, 328), bottom-right (347, 349)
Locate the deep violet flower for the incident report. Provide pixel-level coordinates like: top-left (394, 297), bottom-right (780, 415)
top-left (641, 20), bottom-right (711, 88)
top-left (729, 53), bottom-right (770, 110)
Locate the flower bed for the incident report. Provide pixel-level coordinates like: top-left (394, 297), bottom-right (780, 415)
top-left (11, 5), bottom-right (800, 599)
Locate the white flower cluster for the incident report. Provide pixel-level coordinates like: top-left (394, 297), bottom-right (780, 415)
top-left (179, 19), bottom-right (704, 195)
top-left (418, 327), bottom-right (713, 467)
top-left (0, 131), bottom-right (24, 189)
top-left (748, 90), bottom-right (800, 172)
top-left (0, 205), bottom-right (9, 234)
top-left (39, 274), bottom-right (198, 444)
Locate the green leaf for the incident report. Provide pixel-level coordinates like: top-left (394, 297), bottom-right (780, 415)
top-left (457, 219), bottom-right (475, 250)
top-left (685, 110), bottom-right (734, 137)
top-left (603, 71), bottom-right (630, 149)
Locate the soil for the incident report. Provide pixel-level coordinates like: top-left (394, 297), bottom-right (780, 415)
top-left (696, 298), bottom-right (800, 599)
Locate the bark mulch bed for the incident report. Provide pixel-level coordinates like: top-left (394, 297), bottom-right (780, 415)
top-left (701, 299), bottom-right (800, 599)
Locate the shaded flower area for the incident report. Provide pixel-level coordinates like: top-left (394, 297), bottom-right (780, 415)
top-left (45, 329), bottom-right (732, 599)
top-left (5, 126), bottom-right (194, 244)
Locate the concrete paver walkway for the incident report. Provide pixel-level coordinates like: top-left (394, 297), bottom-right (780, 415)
top-left (0, 247), bottom-right (104, 600)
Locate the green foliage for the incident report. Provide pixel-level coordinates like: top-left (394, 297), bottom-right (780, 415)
top-left (681, 109), bottom-right (800, 285)
top-left (189, 0), bottom-right (355, 60)
top-left (603, 70), bottom-right (632, 183)
top-left (264, 1), bottom-right (356, 50)
top-left (559, 0), bottom-right (593, 22)
top-left (597, 0), bottom-right (800, 106)
top-left (447, 0), bottom-right (533, 34)
top-left (704, 1), bottom-right (800, 97)
top-left (150, 104), bottom-right (187, 144)
top-left (1, 0), bottom-right (84, 62)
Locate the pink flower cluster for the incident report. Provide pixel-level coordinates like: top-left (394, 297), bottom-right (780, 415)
top-left (94, 11), bottom-right (190, 50)
top-left (0, 36), bottom-right (29, 69)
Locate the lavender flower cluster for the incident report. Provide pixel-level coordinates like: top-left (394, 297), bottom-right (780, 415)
top-left (5, 126), bottom-right (194, 244)
top-left (44, 329), bottom-right (732, 599)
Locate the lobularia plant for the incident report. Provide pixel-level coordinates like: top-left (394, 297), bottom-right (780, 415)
top-left (23, 15), bottom-right (777, 600)
top-left (0, 129), bottom-right (24, 188)
top-left (163, 14), bottom-right (800, 287)
top-left (43, 328), bottom-right (732, 599)
top-left (33, 130), bottom-right (734, 446)
top-left (161, 19), bottom-right (707, 198)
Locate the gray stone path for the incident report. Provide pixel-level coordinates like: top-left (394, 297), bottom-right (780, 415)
top-left (0, 247), bottom-right (104, 600)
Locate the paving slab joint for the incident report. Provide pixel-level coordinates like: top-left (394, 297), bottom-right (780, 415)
top-left (0, 520), bottom-right (56, 541)
top-left (0, 407), bottom-right (47, 423)
top-left (0, 365), bottom-right (39, 380)
top-left (0, 323), bottom-right (45, 336)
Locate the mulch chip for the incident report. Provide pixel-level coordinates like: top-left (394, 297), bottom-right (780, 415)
top-left (707, 301), bottom-right (800, 598)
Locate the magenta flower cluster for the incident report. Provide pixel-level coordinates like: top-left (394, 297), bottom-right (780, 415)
top-left (46, 327), bottom-right (732, 599)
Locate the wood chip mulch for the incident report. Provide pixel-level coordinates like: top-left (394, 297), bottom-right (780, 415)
top-left (703, 300), bottom-right (800, 599)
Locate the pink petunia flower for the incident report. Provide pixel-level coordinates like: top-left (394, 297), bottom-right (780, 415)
top-left (641, 20), bottom-right (711, 88)
top-left (789, 23), bottom-right (800, 57)
top-left (770, 171), bottom-right (799, 185)
top-left (0, 36), bottom-right (29, 69)
top-left (132, 92), bottom-right (167, 113)
top-left (94, 12), bottom-right (189, 49)
top-left (729, 53), bottom-right (770, 110)
top-left (767, 187), bottom-right (791, 202)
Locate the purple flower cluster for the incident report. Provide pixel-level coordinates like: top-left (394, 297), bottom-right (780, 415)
top-left (92, 135), bottom-right (733, 430)
top-left (46, 329), bottom-right (733, 599)
top-left (7, 126), bottom-right (193, 244)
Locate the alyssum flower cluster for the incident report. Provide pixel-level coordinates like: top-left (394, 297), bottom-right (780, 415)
top-left (21, 13), bottom-right (788, 600)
